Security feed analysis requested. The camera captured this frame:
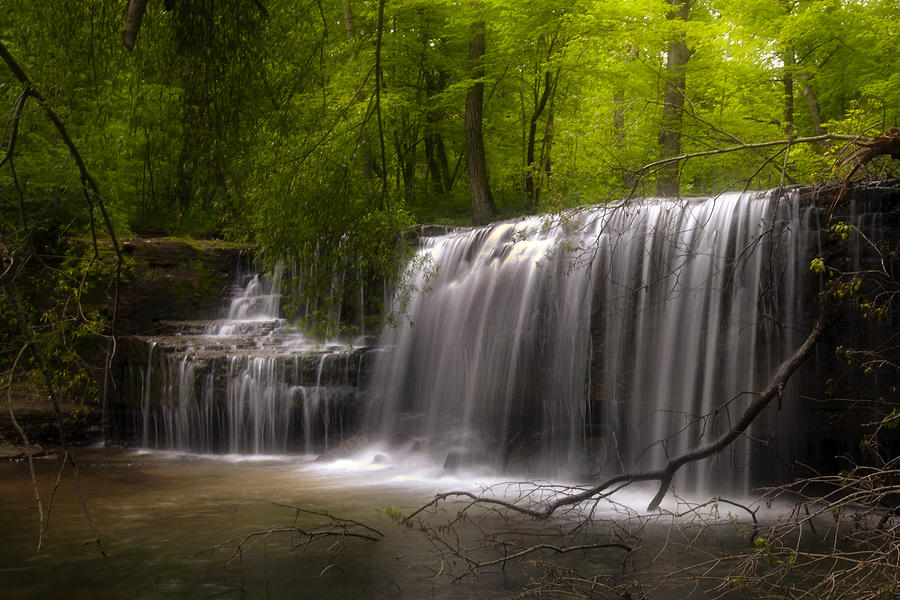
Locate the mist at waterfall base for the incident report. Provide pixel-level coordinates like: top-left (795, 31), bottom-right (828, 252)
top-left (119, 187), bottom-right (886, 503)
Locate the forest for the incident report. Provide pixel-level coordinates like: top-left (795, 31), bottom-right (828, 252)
top-left (1, 1), bottom-right (899, 599)
top-left (3, 0), bottom-right (899, 263)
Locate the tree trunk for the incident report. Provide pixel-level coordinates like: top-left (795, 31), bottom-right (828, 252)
top-left (782, 47), bottom-right (795, 137)
top-left (525, 70), bottom-right (555, 210)
top-left (536, 75), bottom-right (557, 208)
top-left (465, 15), bottom-right (497, 226)
top-left (342, 0), bottom-right (356, 43)
top-left (613, 89), bottom-right (626, 148)
top-left (657, 0), bottom-right (690, 197)
top-left (343, 0), bottom-right (378, 185)
top-left (424, 70), bottom-right (454, 194)
top-left (613, 45), bottom-right (638, 150)
top-left (122, 0), bottom-right (149, 51)
top-left (798, 72), bottom-right (825, 136)
top-left (425, 134), bottom-right (443, 195)
top-left (374, 0), bottom-right (388, 209)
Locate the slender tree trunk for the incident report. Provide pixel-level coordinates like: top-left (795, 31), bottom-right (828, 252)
top-left (374, 0), bottom-right (388, 209)
top-left (614, 45), bottom-right (638, 187)
top-left (525, 70), bottom-right (555, 210)
top-left (342, 0), bottom-right (356, 42)
top-left (465, 13), bottom-right (497, 225)
top-left (537, 83), bottom-right (556, 206)
top-left (391, 125), bottom-right (416, 197)
top-left (343, 0), bottom-right (378, 185)
top-left (424, 70), bottom-right (453, 194)
top-left (782, 47), bottom-right (795, 137)
top-left (798, 72), bottom-right (825, 135)
top-left (657, 0), bottom-right (690, 197)
top-left (175, 74), bottom-right (200, 223)
top-left (613, 89), bottom-right (626, 148)
top-left (435, 133), bottom-right (454, 191)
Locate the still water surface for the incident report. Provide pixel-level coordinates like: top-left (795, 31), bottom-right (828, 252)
top-left (0, 448), bottom-right (749, 599)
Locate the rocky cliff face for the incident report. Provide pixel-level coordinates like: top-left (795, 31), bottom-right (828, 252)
top-left (115, 238), bottom-right (247, 335)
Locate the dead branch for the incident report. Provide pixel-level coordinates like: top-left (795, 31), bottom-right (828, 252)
top-left (205, 525), bottom-right (382, 566)
top-left (233, 498), bottom-right (385, 538)
top-left (405, 490), bottom-right (547, 521)
top-left (0, 39), bottom-right (124, 289)
top-left (836, 127), bottom-right (900, 168)
top-left (3, 343), bottom-right (46, 550)
top-left (198, 500), bottom-right (383, 565)
top-left (827, 127), bottom-right (900, 222)
top-left (704, 456), bottom-right (900, 600)
top-left (552, 319), bottom-right (824, 513)
top-left (416, 320), bottom-right (824, 520)
top-left (0, 40), bottom-right (125, 557)
top-left (461, 541), bottom-right (632, 574)
top-left (637, 133), bottom-right (861, 176)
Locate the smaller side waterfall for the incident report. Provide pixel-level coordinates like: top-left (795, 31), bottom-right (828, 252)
top-left (130, 266), bottom-right (374, 454)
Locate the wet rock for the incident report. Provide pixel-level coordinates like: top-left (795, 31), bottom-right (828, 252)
top-left (443, 451), bottom-right (485, 472)
top-left (0, 443), bottom-right (45, 460)
top-left (315, 434), bottom-right (373, 461)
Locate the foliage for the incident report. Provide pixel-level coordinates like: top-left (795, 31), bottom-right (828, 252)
top-left (3, 0), bottom-right (898, 245)
top-left (2, 0), bottom-right (899, 386)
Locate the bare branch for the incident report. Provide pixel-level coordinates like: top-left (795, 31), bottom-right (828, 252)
top-left (548, 319), bottom-right (824, 513)
top-left (198, 500), bottom-right (383, 565)
top-left (233, 498), bottom-right (385, 538)
top-left (464, 541), bottom-right (632, 573)
top-left (411, 320), bottom-right (825, 523)
top-left (637, 133), bottom-right (861, 176)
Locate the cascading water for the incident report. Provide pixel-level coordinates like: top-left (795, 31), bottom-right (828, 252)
top-left (133, 265), bottom-right (372, 454)
top-left (368, 190), bottom-right (817, 494)
top-left (119, 184), bottom-right (894, 495)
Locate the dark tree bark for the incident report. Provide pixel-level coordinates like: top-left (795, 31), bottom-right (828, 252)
top-left (391, 125), bottom-right (416, 197)
top-left (465, 14), bottom-right (498, 226)
top-left (536, 83), bottom-right (555, 204)
top-left (782, 47), bottom-right (795, 137)
top-left (657, 0), bottom-right (690, 197)
top-left (524, 70), bottom-right (556, 210)
top-left (425, 70), bottom-right (454, 195)
top-left (122, 0), bottom-right (149, 51)
top-left (342, 0), bottom-right (379, 185)
top-left (425, 133), bottom-right (443, 194)
top-left (374, 0), bottom-right (388, 209)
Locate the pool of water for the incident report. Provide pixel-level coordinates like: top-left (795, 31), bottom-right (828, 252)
top-left (0, 448), bottom-right (757, 599)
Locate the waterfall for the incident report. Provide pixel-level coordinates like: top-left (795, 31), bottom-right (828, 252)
top-left (368, 190), bottom-right (815, 493)
top-left (134, 264), bottom-right (371, 454)
top-left (120, 184), bottom-right (894, 492)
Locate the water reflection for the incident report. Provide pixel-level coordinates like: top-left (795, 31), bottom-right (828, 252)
top-left (0, 448), bottom-right (757, 599)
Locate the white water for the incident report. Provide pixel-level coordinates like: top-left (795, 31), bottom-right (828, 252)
top-left (137, 265), bottom-right (370, 454)
top-left (369, 190), bottom-right (815, 495)
top-left (134, 190), bottom-right (825, 496)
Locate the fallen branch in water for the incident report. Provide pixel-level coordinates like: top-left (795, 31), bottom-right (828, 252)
top-left (198, 498), bottom-right (384, 565)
